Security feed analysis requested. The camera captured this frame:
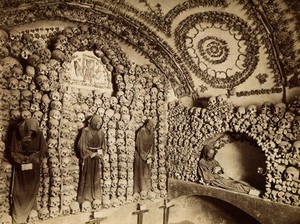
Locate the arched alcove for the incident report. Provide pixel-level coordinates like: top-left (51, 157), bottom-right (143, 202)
top-left (214, 132), bottom-right (266, 190)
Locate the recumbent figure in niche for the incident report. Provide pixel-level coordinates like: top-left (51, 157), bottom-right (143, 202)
top-left (134, 119), bottom-right (157, 193)
top-left (77, 115), bottom-right (107, 204)
top-left (198, 145), bottom-right (261, 196)
top-left (10, 117), bottom-right (47, 224)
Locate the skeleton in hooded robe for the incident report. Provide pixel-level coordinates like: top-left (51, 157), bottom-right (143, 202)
top-left (10, 117), bottom-right (47, 224)
top-left (77, 115), bottom-right (106, 204)
top-left (198, 145), bottom-right (257, 194)
top-left (134, 119), bottom-right (157, 193)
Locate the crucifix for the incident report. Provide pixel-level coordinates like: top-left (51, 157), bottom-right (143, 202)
top-left (159, 199), bottom-right (175, 224)
top-left (86, 211), bottom-right (107, 224)
top-left (132, 203), bottom-right (149, 224)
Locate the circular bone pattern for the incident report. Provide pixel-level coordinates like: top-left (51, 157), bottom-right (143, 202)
top-left (198, 36), bottom-right (229, 65)
top-left (175, 11), bottom-right (259, 88)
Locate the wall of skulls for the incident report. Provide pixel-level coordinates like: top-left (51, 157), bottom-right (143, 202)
top-left (167, 96), bottom-right (300, 206)
top-left (0, 25), bottom-right (168, 221)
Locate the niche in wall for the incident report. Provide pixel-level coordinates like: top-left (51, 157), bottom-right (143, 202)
top-left (214, 133), bottom-right (266, 190)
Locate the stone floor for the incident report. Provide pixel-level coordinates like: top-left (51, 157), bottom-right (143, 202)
top-left (36, 198), bottom-right (166, 224)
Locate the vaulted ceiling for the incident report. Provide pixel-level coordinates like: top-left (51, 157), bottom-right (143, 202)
top-left (0, 0), bottom-right (299, 105)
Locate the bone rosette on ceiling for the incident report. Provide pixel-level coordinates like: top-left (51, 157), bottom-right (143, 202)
top-left (175, 11), bottom-right (259, 89)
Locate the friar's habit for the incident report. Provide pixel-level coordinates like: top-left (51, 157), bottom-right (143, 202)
top-left (10, 117), bottom-right (47, 223)
top-left (77, 115), bottom-right (106, 204)
top-left (198, 145), bottom-right (253, 194)
top-left (134, 119), bottom-right (157, 193)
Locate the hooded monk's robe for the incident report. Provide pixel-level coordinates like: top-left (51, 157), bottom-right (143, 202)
top-left (10, 118), bottom-right (47, 224)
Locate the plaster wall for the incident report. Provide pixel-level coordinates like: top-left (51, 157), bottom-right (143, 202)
top-left (215, 140), bottom-right (266, 190)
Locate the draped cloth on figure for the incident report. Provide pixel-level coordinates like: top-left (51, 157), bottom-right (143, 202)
top-left (77, 115), bottom-right (106, 204)
top-left (198, 146), bottom-right (252, 194)
top-left (10, 118), bottom-right (47, 224)
top-left (134, 119), bottom-right (156, 193)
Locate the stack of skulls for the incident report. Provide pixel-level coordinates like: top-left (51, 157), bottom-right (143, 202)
top-left (0, 160), bottom-right (11, 214)
top-left (61, 90), bottom-right (81, 214)
top-left (45, 91), bottom-right (62, 218)
top-left (166, 98), bottom-right (300, 206)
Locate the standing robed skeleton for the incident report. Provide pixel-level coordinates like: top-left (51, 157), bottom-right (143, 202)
top-left (10, 117), bottom-right (47, 223)
top-left (134, 119), bottom-right (157, 193)
top-left (77, 115), bottom-right (106, 204)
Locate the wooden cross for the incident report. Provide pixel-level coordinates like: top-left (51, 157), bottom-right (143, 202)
top-left (87, 211), bottom-right (107, 224)
top-left (159, 199), bottom-right (175, 224)
top-left (132, 203), bottom-right (149, 224)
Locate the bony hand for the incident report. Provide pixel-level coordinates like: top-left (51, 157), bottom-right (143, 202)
top-left (146, 158), bottom-right (153, 164)
top-left (213, 166), bottom-right (222, 174)
top-left (90, 152), bottom-right (98, 158)
top-left (29, 152), bottom-right (40, 164)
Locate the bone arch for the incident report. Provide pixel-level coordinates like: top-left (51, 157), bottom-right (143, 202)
top-left (0, 2), bottom-right (193, 97)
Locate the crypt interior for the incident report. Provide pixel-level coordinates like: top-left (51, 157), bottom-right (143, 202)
top-left (0, 0), bottom-right (300, 223)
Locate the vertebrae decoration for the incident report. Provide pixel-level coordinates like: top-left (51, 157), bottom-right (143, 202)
top-left (167, 96), bottom-right (300, 206)
top-left (175, 11), bottom-right (259, 89)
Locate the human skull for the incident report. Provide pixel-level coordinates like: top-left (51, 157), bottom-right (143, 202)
top-left (61, 206), bottom-right (71, 216)
top-left (61, 148), bottom-right (71, 158)
top-left (50, 185), bottom-right (60, 197)
top-left (115, 74), bottom-right (123, 84)
top-left (120, 106), bottom-right (129, 115)
top-left (49, 156), bottom-right (59, 168)
top-left (11, 65), bottom-right (23, 80)
top-left (49, 206), bottom-right (59, 218)
top-left (0, 46), bottom-right (9, 59)
top-left (32, 92), bottom-right (42, 104)
top-left (48, 148), bottom-right (58, 157)
top-left (10, 109), bottom-right (21, 120)
top-left (101, 92), bottom-right (111, 102)
top-left (117, 82), bottom-right (125, 91)
top-left (70, 201), bottom-right (80, 214)
top-left (41, 94), bottom-right (50, 109)
top-left (38, 207), bottom-right (49, 220)
top-left (0, 77), bottom-right (7, 88)
top-left (81, 200), bottom-right (92, 212)
top-left (273, 102), bottom-right (286, 117)
top-left (283, 166), bottom-right (299, 181)
top-left (49, 118), bottom-right (59, 129)
top-left (102, 196), bottom-right (111, 208)
top-left (77, 112), bottom-right (85, 122)
top-left (284, 112), bottom-right (295, 122)
top-left (94, 98), bottom-right (103, 108)
top-left (28, 210), bottom-right (38, 222)
top-left (30, 103), bottom-right (40, 113)
top-left (208, 96), bottom-right (217, 107)
top-left (50, 100), bottom-right (62, 111)
top-left (50, 91), bottom-right (60, 101)
top-left (36, 75), bottom-right (50, 91)
top-left (21, 110), bottom-right (31, 119)
top-left (247, 105), bottom-right (257, 115)
top-left (10, 89), bottom-right (21, 101)
top-left (92, 199), bottom-right (102, 210)
top-left (217, 94), bottom-right (227, 104)
top-left (49, 110), bottom-right (61, 120)
top-left (9, 100), bottom-right (19, 110)
top-left (292, 141), bottom-right (300, 154)
top-left (96, 108), bottom-right (105, 117)
top-left (50, 196), bottom-right (60, 207)
top-left (7, 77), bottom-right (19, 90)
top-left (61, 157), bottom-right (70, 168)
top-left (111, 197), bottom-right (120, 207)
top-left (236, 106), bottom-right (246, 118)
